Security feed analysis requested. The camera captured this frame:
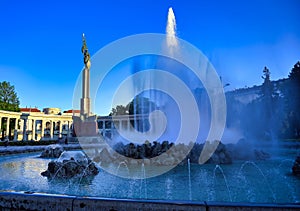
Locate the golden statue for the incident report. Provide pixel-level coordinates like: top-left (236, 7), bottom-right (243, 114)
top-left (81, 33), bottom-right (91, 69)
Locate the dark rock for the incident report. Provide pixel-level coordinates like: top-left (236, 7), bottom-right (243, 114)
top-left (41, 151), bottom-right (99, 179)
top-left (227, 139), bottom-right (271, 161)
top-left (254, 149), bottom-right (271, 160)
top-left (292, 153), bottom-right (300, 176)
top-left (48, 161), bottom-right (56, 174)
top-left (98, 140), bottom-right (234, 165)
top-left (187, 143), bottom-right (203, 163)
top-left (205, 142), bottom-right (232, 164)
top-left (152, 142), bottom-right (162, 157)
top-left (40, 144), bottom-right (64, 158)
top-left (114, 142), bottom-right (125, 155)
top-left (161, 141), bottom-right (170, 153)
top-left (95, 148), bottom-right (113, 163)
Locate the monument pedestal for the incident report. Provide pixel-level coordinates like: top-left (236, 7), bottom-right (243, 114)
top-left (73, 115), bottom-right (98, 137)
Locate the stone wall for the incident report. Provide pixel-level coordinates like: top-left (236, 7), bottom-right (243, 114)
top-left (0, 191), bottom-right (299, 211)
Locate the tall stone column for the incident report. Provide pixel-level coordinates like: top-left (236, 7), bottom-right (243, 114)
top-left (80, 33), bottom-right (91, 118)
top-left (73, 34), bottom-right (97, 137)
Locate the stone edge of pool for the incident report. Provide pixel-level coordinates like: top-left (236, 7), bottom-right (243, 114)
top-left (0, 144), bottom-right (83, 155)
top-left (0, 191), bottom-right (299, 211)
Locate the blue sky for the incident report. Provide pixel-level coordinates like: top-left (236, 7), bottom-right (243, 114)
top-left (0, 0), bottom-right (299, 115)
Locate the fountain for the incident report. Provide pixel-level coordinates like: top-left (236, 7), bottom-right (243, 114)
top-left (41, 151), bottom-right (99, 179)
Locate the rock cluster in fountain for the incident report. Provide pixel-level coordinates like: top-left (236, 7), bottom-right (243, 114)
top-left (292, 153), bottom-right (300, 176)
top-left (93, 140), bottom-right (233, 165)
top-left (41, 151), bottom-right (99, 179)
top-left (226, 138), bottom-right (271, 161)
top-left (115, 141), bottom-right (173, 159)
top-left (40, 144), bottom-right (64, 158)
top-left (188, 141), bottom-right (232, 164)
top-left (93, 138), bottom-right (273, 166)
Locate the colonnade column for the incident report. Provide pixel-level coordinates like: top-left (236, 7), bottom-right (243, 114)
top-left (67, 121), bottom-right (71, 137)
top-left (59, 121), bottom-right (62, 138)
top-left (32, 119), bottom-right (36, 141)
top-left (119, 120), bottom-right (122, 130)
top-left (127, 119), bottom-right (130, 131)
top-left (14, 118), bottom-right (19, 130)
top-left (41, 120), bottom-right (45, 140)
top-left (0, 117), bottom-right (2, 134)
top-left (103, 120), bottom-right (106, 137)
top-left (111, 120), bottom-right (114, 139)
top-left (50, 121), bottom-right (54, 139)
top-left (6, 117), bottom-right (10, 137)
top-left (22, 118), bottom-right (27, 141)
top-left (14, 118), bottom-right (19, 140)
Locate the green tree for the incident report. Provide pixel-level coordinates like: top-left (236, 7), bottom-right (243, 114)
top-left (109, 105), bottom-right (128, 116)
top-left (289, 61), bottom-right (300, 80)
top-left (260, 67), bottom-right (274, 138)
top-left (0, 81), bottom-right (20, 112)
top-left (128, 96), bottom-right (156, 116)
top-left (241, 67), bottom-right (280, 139)
top-left (282, 61), bottom-right (300, 138)
top-left (128, 95), bottom-right (156, 132)
top-left (261, 66), bottom-right (275, 100)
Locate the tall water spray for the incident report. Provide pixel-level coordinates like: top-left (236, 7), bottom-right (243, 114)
top-left (128, 7), bottom-right (181, 140)
top-left (126, 6), bottom-right (203, 145)
top-left (166, 7), bottom-right (178, 52)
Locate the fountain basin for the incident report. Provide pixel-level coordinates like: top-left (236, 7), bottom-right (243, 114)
top-left (0, 140), bottom-right (299, 205)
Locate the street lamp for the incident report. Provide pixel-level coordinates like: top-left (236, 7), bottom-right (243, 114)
top-left (223, 83), bottom-right (230, 88)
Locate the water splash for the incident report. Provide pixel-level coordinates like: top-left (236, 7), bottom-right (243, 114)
top-left (213, 165), bottom-right (232, 202)
top-left (277, 159), bottom-right (294, 169)
top-left (271, 161), bottom-right (297, 202)
top-left (48, 160), bottom-right (80, 183)
top-left (115, 161), bottom-right (130, 177)
top-left (238, 161), bottom-right (276, 202)
top-left (187, 158), bottom-right (192, 200)
top-left (165, 177), bottom-right (173, 200)
top-left (166, 7), bottom-right (178, 51)
top-left (76, 161), bottom-right (100, 192)
top-left (140, 163), bottom-right (148, 199)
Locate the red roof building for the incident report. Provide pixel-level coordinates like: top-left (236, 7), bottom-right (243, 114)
top-left (20, 108), bottom-right (41, 113)
top-left (63, 109), bottom-right (80, 114)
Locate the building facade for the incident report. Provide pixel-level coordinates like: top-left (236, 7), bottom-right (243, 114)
top-left (0, 108), bottom-right (78, 141)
